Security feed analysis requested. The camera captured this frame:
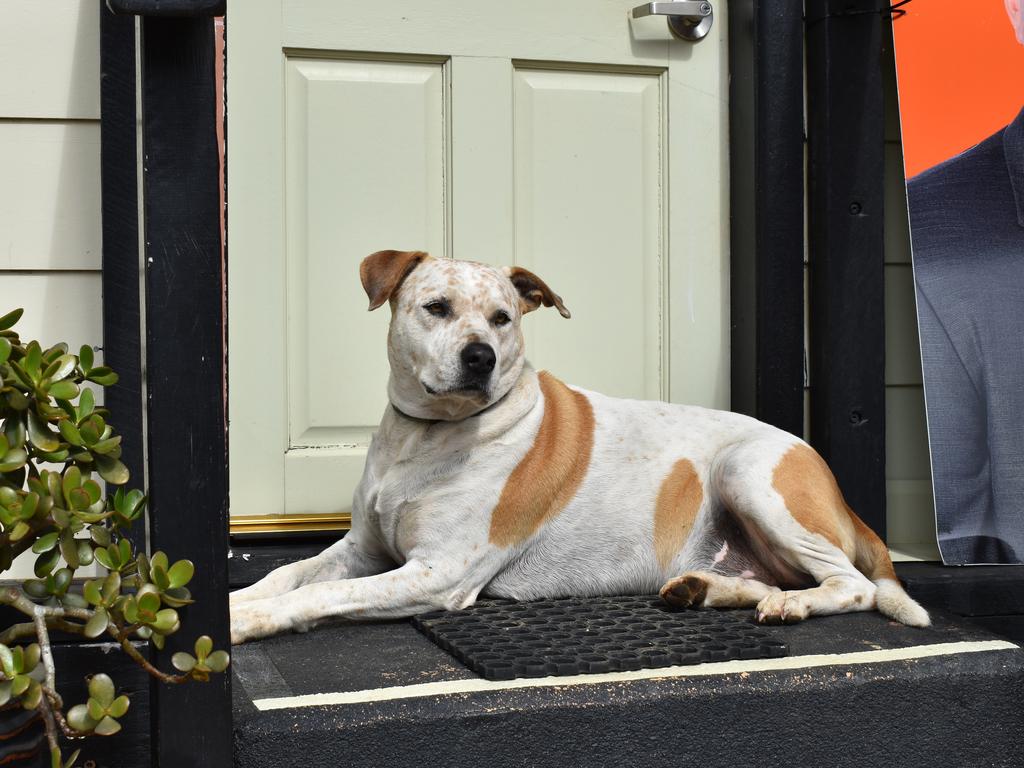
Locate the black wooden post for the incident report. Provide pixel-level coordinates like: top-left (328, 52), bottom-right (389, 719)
top-left (806, 0), bottom-right (887, 536)
top-left (102, 2), bottom-right (230, 765)
top-left (728, 0), bottom-right (805, 437)
top-left (98, 10), bottom-right (152, 764)
top-left (100, 7), bottom-right (147, 560)
top-left (138, 14), bottom-right (230, 767)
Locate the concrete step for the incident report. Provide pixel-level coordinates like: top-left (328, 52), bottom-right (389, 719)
top-left (232, 608), bottom-right (1024, 768)
top-left (898, 562), bottom-right (1024, 643)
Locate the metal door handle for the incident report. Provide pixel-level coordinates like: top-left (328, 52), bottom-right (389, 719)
top-left (632, 1), bottom-right (713, 41)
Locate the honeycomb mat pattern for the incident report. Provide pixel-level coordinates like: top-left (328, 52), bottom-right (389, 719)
top-left (411, 595), bottom-right (788, 681)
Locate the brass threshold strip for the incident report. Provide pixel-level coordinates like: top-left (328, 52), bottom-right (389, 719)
top-left (230, 513), bottom-right (352, 535)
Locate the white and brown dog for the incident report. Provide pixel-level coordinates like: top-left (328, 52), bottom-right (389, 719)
top-left (229, 250), bottom-right (930, 644)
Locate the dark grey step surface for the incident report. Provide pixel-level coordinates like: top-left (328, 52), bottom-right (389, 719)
top-left (232, 606), bottom-right (1024, 768)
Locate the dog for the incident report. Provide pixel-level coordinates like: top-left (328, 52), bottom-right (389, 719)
top-left (229, 250), bottom-right (930, 644)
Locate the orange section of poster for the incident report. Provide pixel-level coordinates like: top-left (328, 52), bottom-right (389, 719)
top-left (893, 0), bottom-right (1024, 178)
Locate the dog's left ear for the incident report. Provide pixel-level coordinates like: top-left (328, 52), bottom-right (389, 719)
top-left (360, 250), bottom-right (429, 311)
top-left (504, 266), bottom-right (571, 319)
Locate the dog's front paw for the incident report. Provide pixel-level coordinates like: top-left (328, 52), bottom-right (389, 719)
top-left (755, 591), bottom-right (809, 624)
top-left (230, 599), bottom-right (284, 645)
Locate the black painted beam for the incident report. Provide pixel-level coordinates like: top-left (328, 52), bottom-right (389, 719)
top-left (107, 0), bottom-right (225, 17)
top-left (728, 0), bottom-right (805, 436)
top-left (806, 0), bottom-right (887, 536)
top-left (100, 8), bottom-right (147, 557)
top-left (138, 15), bottom-right (231, 767)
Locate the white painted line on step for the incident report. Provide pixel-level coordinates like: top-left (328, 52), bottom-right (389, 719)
top-left (252, 639), bottom-right (1019, 711)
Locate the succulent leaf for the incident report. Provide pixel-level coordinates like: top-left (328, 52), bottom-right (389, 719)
top-left (27, 411), bottom-right (59, 452)
top-left (167, 560), bottom-right (194, 589)
top-left (194, 635), bottom-right (213, 659)
top-left (95, 454), bottom-right (129, 485)
top-left (85, 608), bottom-right (108, 639)
top-left (108, 694), bottom-right (130, 718)
top-left (33, 547), bottom-right (61, 578)
top-left (88, 673), bottom-right (115, 707)
top-left (0, 308), bottom-right (24, 330)
top-left (205, 650), bottom-right (230, 673)
top-left (31, 532), bottom-right (59, 554)
top-left (172, 652), bottom-right (197, 673)
top-left (67, 704), bottom-right (97, 733)
top-left (83, 579), bottom-right (102, 606)
top-left (94, 715), bottom-right (122, 736)
top-left (48, 380), bottom-right (79, 400)
top-left (78, 344), bottom-right (94, 371)
top-left (20, 679), bottom-right (41, 710)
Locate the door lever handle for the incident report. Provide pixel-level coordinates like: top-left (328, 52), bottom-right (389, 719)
top-left (631, 1), bottom-right (713, 41)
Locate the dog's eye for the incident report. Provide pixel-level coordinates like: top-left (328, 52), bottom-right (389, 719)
top-left (423, 301), bottom-right (450, 318)
top-left (492, 310), bottom-right (511, 327)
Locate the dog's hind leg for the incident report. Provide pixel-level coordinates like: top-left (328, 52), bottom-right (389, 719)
top-left (229, 531), bottom-right (394, 606)
top-left (712, 439), bottom-right (929, 626)
top-left (660, 571), bottom-right (780, 609)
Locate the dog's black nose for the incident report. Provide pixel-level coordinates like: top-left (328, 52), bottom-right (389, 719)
top-left (461, 342), bottom-right (496, 375)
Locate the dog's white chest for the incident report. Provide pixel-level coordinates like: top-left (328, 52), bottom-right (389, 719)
top-left (357, 417), bottom-right (479, 562)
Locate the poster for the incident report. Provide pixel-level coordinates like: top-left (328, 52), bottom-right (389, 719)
top-left (893, 0), bottom-right (1024, 563)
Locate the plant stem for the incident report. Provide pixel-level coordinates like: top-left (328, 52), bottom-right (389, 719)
top-left (103, 625), bottom-right (189, 685)
top-left (43, 686), bottom-right (92, 740)
top-left (117, 623), bottom-right (141, 643)
top-left (41, 684), bottom-right (63, 711)
top-left (33, 607), bottom-right (55, 691)
top-left (0, 586), bottom-right (91, 623)
top-left (36, 684), bottom-right (61, 759)
top-left (0, 621), bottom-right (36, 645)
top-left (0, 618), bottom-right (85, 646)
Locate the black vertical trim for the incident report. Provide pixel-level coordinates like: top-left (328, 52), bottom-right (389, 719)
top-left (806, 0), bottom-right (887, 536)
top-left (100, 8), bottom-right (147, 557)
top-left (728, 0), bottom-right (805, 436)
top-left (138, 16), bottom-right (231, 766)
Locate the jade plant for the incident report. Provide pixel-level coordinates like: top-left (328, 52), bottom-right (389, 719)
top-left (0, 308), bottom-right (229, 767)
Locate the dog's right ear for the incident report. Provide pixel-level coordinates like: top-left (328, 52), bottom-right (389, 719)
top-left (359, 250), bottom-right (429, 311)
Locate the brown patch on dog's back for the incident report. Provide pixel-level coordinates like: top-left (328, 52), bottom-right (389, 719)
top-left (653, 459), bottom-right (703, 571)
top-left (772, 444), bottom-right (856, 557)
top-left (489, 372), bottom-right (594, 547)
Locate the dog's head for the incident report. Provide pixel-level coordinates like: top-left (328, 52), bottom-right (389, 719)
top-left (360, 250), bottom-right (570, 420)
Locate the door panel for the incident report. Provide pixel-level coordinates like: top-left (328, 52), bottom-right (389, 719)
top-left (513, 66), bottom-right (665, 400)
top-left (282, 54), bottom-right (450, 513)
top-left (228, 1), bottom-right (729, 521)
top-left (285, 55), bottom-right (448, 444)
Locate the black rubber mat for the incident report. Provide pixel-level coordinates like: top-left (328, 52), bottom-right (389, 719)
top-left (411, 595), bottom-right (788, 681)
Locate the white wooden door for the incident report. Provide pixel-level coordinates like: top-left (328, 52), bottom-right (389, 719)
top-left (227, 0), bottom-right (729, 521)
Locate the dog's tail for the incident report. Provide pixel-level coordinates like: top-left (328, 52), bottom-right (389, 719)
top-left (849, 509), bottom-right (931, 627)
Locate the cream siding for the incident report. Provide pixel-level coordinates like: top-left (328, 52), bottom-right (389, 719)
top-left (1, 0), bottom-right (103, 577)
top-left (881, 39), bottom-right (937, 559)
